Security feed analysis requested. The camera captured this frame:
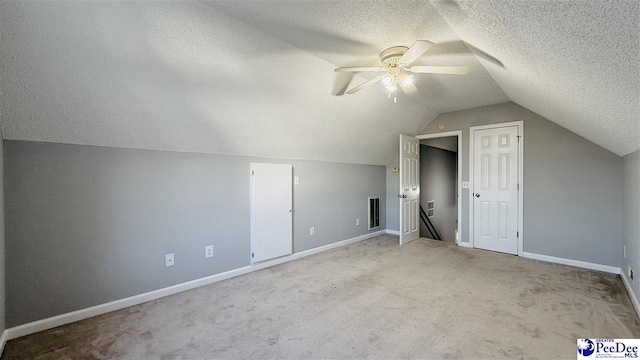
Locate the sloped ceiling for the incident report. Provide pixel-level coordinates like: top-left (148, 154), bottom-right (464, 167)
top-left (0, 1), bottom-right (637, 167)
top-left (204, 0), bottom-right (508, 114)
top-left (0, 1), bottom-right (507, 166)
top-left (431, 0), bottom-right (639, 156)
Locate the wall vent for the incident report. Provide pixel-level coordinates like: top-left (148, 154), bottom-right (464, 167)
top-left (368, 197), bottom-right (380, 230)
top-left (427, 200), bottom-right (435, 218)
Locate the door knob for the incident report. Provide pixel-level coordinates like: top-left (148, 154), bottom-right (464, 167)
top-left (475, 193), bottom-right (480, 197)
top-left (403, 195), bottom-right (408, 198)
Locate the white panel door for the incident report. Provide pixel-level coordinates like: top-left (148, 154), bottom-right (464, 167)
top-left (399, 134), bottom-right (420, 245)
top-left (472, 126), bottom-right (519, 254)
top-left (250, 163), bottom-right (293, 263)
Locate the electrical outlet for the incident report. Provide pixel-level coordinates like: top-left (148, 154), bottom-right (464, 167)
top-left (629, 266), bottom-right (634, 282)
top-left (205, 245), bottom-right (213, 259)
top-left (165, 253), bottom-right (174, 267)
top-left (294, 176), bottom-right (300, 185)
top-left (310, 227), bottom-right (315, 236)
top-left (356, 218), bottom-right (360, 226)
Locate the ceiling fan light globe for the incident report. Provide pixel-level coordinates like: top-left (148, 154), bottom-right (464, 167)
top-left (381, 75), bottom-right (394, 86)
top-left (386, 85), bottom-right (397, 92)
top-left (403, 75), bottom-right (413, 86)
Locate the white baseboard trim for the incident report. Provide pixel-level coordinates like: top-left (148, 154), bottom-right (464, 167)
top-left (620, 272), bottom-right (640, 319)
top-left (386, 229), bottom-right (400, 235)
top-left (458, 242), bottom-right (473, 248)
top-left (522, 252), bottom-right (620, 274)
top-left (4, 230), bottom-right (386, 342)
top-left (290, 230), bottom-right (386, 260)
top-left (0, 330), bottom-right (8, 355)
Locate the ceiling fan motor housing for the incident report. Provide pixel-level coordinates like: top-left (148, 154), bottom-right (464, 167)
top-left (380, 46), bottom-right (409, 68)
top-left (337, 41), bottom-right (469, 95)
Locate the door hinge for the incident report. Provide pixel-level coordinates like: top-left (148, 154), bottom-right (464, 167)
top-left (517, 135), bottom-right (521, 143)
top-left (252, 170), bottom-right (254, 175)
top-left (517, 231), bottom-right (519, 238)
top-left (517, 183), bottom-right (520, 191)
top-left (252, 252), bottom-right (254, 258)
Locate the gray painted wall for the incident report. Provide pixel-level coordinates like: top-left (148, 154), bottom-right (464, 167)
top-left (415, 102), bottom-right (623, 266)
top-left (622, 150), bottom-right (640, 302)
top-left (386, 160), bottom-right (399, 232)
top-left (386, 102), bottom-right (624, 266)
top-left (0, 137), bottom-right (5, 336)
top-left (420, 145), bottom-right (457, 242)
top-left (4, 140), bottom-right (386, 327)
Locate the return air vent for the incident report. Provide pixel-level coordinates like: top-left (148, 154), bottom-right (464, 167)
top-left (368, 197), bottom-right (380, 230)
top-left (427, 200), bottom-right (435, 218)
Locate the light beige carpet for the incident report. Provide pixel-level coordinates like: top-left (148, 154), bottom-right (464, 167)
top-left (3, 235), bottom-right (639, 359)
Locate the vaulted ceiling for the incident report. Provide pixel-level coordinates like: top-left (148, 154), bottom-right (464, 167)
top-left (431, 0), bottom-right (639, 156)
top-left (0, 1), bottom-right (637, 165)
top-left (204, 1), bottom-right (509, 115)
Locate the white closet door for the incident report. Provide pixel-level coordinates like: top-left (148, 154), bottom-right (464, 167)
top-left (472, 126), bottom-right (518, 255)
top-left (250, 163), bottom-right (292, 263)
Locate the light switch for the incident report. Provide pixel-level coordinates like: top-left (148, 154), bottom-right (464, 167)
top-left (462, 181), bottom-right (470, 189)
top-left (294, 176), bottom-right (300, 185)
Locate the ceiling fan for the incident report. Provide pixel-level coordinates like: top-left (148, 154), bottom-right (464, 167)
top-left (335, 40), bottom-right (470, 101)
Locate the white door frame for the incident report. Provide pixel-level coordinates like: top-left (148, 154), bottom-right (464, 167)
top-left (415, 130), bottom-right (463, 246)
top-left (469, 121), bottom-right (524, 256)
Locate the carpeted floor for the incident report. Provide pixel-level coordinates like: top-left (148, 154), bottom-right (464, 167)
top-left (3, 235), bottom-right (639, 359)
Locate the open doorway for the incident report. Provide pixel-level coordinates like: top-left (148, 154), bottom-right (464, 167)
top-left (416, 132), bottom-right (462, 244)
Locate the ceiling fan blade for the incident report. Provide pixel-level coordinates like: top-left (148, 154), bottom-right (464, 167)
top-left (397, 40), bottom-right (434, 66)
top-left (408, 65), bottom-right (470, 75)
top-left (334, 66), bottom-right (386, 72)
top-left (346, 75), bottom-right (385, 94)
top-left (397, 73), bottom-right (418, 94)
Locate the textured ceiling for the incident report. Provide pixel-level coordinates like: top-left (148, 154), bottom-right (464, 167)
top-left (0, 1), bottom-right (442, 165)
top-left (1, 1), bottom-right (637, 166)
top-left (204, 0), bottom-right (509, 114)
top-left (432, 0), bottom-right (639, 156)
